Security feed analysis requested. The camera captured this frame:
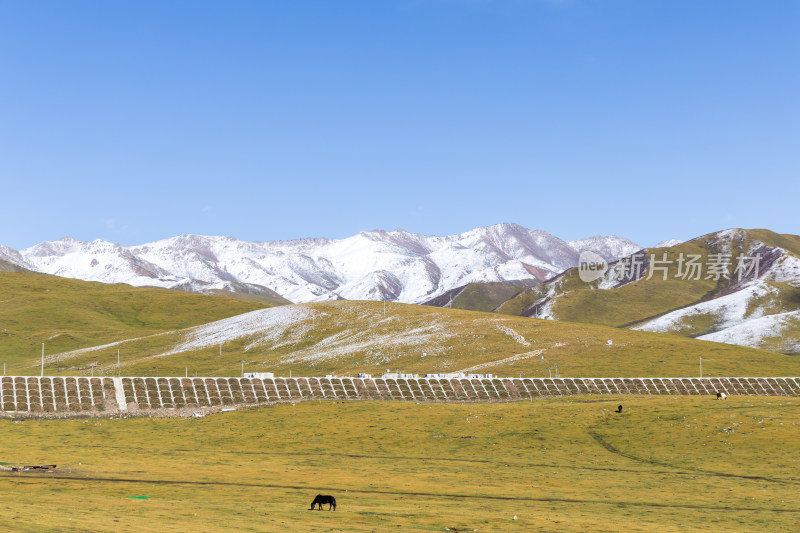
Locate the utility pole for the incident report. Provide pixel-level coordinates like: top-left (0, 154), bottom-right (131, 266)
top-left (117, 348), bottom-right (120, 376)
top-left (699, 356), bottom-right (702, 378)
top-left (547, 367), bottom-right (551, 378)
top-left (41, 343), bottom-right (44, 377)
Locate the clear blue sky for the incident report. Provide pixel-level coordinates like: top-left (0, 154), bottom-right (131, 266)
top-left (1, 0), bottom-right (797, 250)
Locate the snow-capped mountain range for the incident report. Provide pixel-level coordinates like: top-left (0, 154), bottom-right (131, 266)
top-left (4, 223), bottom-right (641, 304)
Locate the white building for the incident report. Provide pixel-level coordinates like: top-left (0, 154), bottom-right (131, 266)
top-left (381, 371), bottom-right (419, 379)
top-left (243, 372), bottom-right (274, 379)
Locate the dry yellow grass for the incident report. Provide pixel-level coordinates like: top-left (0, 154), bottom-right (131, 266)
top-left (0, 397), bottom-right (798, 531)
top-left (38, 300), bottom-right (800, 379)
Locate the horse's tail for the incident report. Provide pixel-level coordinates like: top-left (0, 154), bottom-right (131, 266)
top-left (332, 496), bottom-right (336, 511)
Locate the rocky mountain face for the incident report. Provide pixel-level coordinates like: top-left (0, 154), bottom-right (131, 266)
top-left (0, 245), bottom-right (32, 272)
top-left (5, 223), bottom-right (640, 304)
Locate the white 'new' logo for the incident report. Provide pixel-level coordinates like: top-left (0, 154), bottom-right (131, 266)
top-left (578, 250), bottom-right (608, 282)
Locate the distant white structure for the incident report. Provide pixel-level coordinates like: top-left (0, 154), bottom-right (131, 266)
top-left (424, 372), bottom-right (465, 379)
top-left (424, 372), bottom-right (495, 379)
top-left (381, 371), bottom-right (419, 379)
top-left (607, 339), bottom-right (613, 346)
top-left (243, 372), bottom-right (274, 379)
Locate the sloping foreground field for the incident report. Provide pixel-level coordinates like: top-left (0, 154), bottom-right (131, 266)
top-left (38, 301), bottom-right (800, 379)
top-left (0, 398), bottom-right (798, 532)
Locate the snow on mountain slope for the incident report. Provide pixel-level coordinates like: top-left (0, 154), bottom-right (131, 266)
top-left (697, 310), bottom-right (800, 352)
top-left (48, 301), bottom-right (460, 371)
top-left (627, 228), bottom-right (800, 352)
top-left (157, 303), bottom-right (455, 366)
top-left (16, 223), bottom-right (639, 304)
top-left (0, 245), bottom-right (33, 270)
top-left (163, 305), bottom-right (314, 354)
top-left (633, 280), bottom-right (780, 338)
top-left (568, 235), bottom-right (641, 262)
top-left (763, 252), bottom-right (800, 283)
top-left (23, 237), bottom-right (171, 286)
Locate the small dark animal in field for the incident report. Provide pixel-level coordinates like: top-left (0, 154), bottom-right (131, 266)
top-left (616, 405), bottom-right (623, 413)
top-left (310, 494), bottom-right (336, 511)
top-left (716, 392), bottom-right (727, 400)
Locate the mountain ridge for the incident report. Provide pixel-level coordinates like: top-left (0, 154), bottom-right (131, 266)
top-left (488, 228), bottom-right (800, 354)
top-left (5, 223), bottom-right (641, 304)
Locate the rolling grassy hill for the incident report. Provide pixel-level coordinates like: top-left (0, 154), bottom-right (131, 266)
top-left (422, 280), bottom-right (536, 313)
top-left (3, 261), bottom-right (799, 379)
top-left (37, 299), bottom-right (800, 379)
top-left (0, 270), bottom-right (273, 372)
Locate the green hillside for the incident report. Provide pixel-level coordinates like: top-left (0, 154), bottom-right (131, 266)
top-left (0, 271), bottom-right (272, 369)
top-left (423, 281), bottom-right (533, 312)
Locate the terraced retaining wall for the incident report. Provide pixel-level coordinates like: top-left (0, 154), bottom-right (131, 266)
top-left (1, 376), bottom-right (799, 416)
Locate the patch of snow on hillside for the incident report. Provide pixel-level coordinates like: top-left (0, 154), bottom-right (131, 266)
top-left (764, 251), bottom-right (800, 283)
top-left (655, 239), bottom-right (683, 248)
top-left (634, 281), bottom-right (778, 335)
top-left (280, 320), bottom-right (453, 366)
top-left (157, 303), bottom-right (455, 366)
top-left (697, 310), bottom-right (800, 348)
top-left (162, 306), bottom-right (313, 355)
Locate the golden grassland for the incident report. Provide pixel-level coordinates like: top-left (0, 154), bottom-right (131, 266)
top-left (3, 269), bottom-right (799, 379)
top-left (0, 271), bottom-right (270, 368)
top-left (32, 300), bottom-right (800, 379)
top-left (0, 397), bottom-right (798, 532)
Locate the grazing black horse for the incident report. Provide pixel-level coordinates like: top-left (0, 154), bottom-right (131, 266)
top-left (310, 494), bottom-right (336, 511)
top-left (616, 404), bottom-right (623, 413)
